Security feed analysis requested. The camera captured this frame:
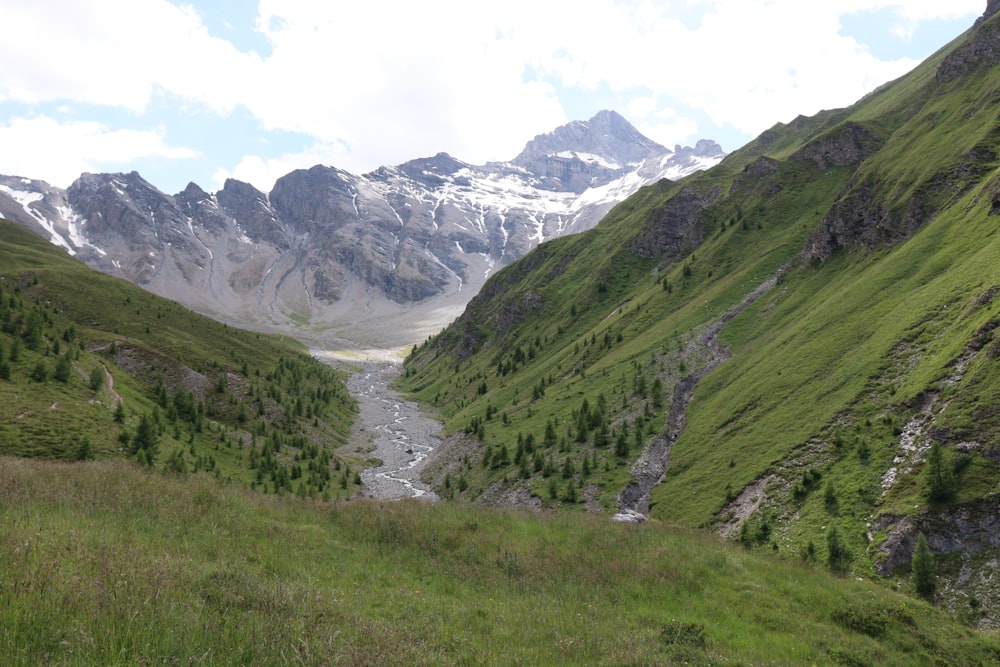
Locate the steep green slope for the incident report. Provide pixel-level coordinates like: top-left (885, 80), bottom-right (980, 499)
top-left (4, 456), bottom-right (998, 665)
top-left (401, 7), bottom-right (1000, 618)
top-left (0, 220), bottom-right (359, 497)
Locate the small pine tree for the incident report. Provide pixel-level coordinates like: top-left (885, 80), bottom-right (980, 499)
top-left (30, 361), bottom-right (48, 383)
top-left (912, 532), bottom-right (935, 598)
top-left (89, 366), bottom-right (104, 391)
top-left (824, 480), bottom-right (838, 513)
top-left (54, 353), bottom-right (72, 383)
top-left (166, 448), bottom-right (188, 474)
top-left (563, 481), bottom-right (577, 503)
top-left (615, 430), bottom-right (629, 458)
top-left (132, 412), bottom-right (159, 456)
top-left (75, 437), bottom-right (94, 461)
top-left (926, 442), bottom-right (956, 502)
top-left (492, 444), bottom-right (509, 468)
top-left (826, 525), bottom-right (851, 571)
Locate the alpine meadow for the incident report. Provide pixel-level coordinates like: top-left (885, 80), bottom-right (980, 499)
top-left (4, 4), bottom-right (1000, 666)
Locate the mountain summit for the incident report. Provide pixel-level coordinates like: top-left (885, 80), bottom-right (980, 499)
top-left (0, 112), bottom-right (722, 346)
top-left (510, 110), bottom-right (680, 192)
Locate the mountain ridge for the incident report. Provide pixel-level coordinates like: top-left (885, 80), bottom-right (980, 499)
top-left (0, 112), bottom-right (723, 348)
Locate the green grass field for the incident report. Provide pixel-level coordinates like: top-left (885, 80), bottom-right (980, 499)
top-left (2, 456), bottom-right (997, 666)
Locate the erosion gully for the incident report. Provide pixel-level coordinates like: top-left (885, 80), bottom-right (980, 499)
top-left (320, 274), bottom-right (776, 512)
top-left (615, 276), bottom-right (778, 521)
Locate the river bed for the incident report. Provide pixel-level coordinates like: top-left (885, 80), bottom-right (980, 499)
top-left (343, 358), bottom-right (442, 501)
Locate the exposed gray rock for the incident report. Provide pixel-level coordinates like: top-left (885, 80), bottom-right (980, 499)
top-left (0, 111), bottom-right (723, 346)
top-left (874, 495), bottom-right (1000, 576)
top-left (939, 4), bottom-right (1000, 83)
top-left (729, 156), bottom-right (780, 194)
top-left (792, 122), bottom-right (883, 171)
top-left (626, 186), bottom-right (723, 260)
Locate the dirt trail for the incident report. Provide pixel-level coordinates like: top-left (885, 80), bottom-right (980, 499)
top-left (616, 276), bottom-right (778, 519)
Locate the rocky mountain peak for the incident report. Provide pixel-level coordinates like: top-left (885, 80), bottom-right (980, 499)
top-left (396, 152), bottom-right (470, 186)
top-left (0, 110), bottom-right (724, 345)
top-left (178, 181), bottom-right (210, 202)
top-left (510, 110), bottom-right (672, 193)
top-left (513, 110), bottom-right (666, 171)
top-left (681, 139), bottom-right (727, 159)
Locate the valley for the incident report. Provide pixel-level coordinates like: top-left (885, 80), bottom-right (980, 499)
top-left (338, 352), bottom-right (442, 500)
top-left (4, 2), bottom-right (1000, 662)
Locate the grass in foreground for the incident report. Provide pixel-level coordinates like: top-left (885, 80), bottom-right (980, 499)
top-left (1, 457), bottom-right (997, 666)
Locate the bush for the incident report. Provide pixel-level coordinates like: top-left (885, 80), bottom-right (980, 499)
top-left (660, 619), bottom-right (706, 647)
top-left (832, 604), bottom-right (889, 637)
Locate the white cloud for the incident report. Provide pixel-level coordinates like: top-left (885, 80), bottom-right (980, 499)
top-left (0, 0), bottom-right (986, 190)
top-left (0, 1), bottom-right (258, 113)
top-left (213, 142), bottom-right (352, 192)
top-left (244, 1), bottom-right (568, 170)
top-left (0, 116), bottom-right (197, 186)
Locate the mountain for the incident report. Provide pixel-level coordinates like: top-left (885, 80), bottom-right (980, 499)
top-left (0, 111), bottom-right (723, 347)
top-left (401, 3), bottom-right (1000, 623)
top-left (0, 220), bottom-right (357, 495)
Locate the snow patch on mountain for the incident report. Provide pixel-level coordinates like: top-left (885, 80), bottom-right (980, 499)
top-left (0, 111), bottom-right (725, 347)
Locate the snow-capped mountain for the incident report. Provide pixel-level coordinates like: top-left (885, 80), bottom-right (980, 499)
top-left (0, 111), bottom-right (723, 346)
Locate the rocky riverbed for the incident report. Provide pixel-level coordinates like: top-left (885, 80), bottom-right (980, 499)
top-left (340, 356), bottom-right (442, 501)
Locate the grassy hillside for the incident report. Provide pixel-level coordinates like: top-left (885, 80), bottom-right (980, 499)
top-left (400, 8), bottom-right (1000, 618)
top-left (3, 456), bottom-right (997, 666)
top-left (0, 220), bottom-right (359, 497)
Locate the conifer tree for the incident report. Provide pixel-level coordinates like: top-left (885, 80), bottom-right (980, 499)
top-left (912, 532), bottom-right (935, 598)
top-left (54, 353), bottom-right (72, 383)
top-left (132, 412), bottom-right (159, 457)
top-left (826, 525), bottom-right (851, 571)
top-left (926, 442), bottom-right (956, 502)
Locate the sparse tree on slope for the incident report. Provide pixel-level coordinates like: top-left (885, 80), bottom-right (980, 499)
top-left (912, 532), bottom-right (935, 598)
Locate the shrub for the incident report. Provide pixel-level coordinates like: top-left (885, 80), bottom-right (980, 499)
top-left (660, 619), bottom-right (706, 647)
top-left (832, 605), bottom-right (888, 637)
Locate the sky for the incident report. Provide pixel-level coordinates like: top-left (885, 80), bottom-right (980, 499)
top-left (0, 0), bottom-right (986, 195)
